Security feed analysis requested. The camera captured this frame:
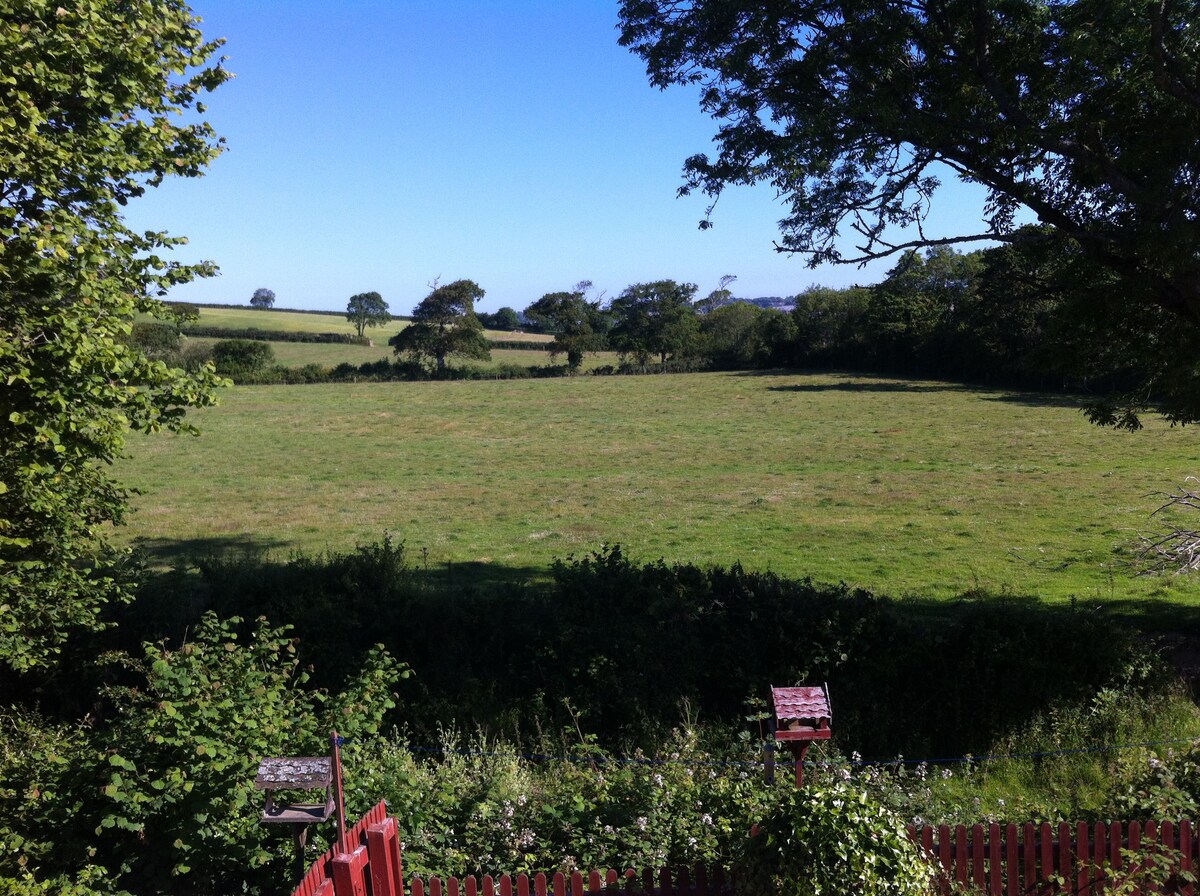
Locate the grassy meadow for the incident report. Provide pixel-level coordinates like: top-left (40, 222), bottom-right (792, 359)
top-left (118, 369), bottom-right (1200, 607)
top-left (182, 304), bottom-right (553, 343)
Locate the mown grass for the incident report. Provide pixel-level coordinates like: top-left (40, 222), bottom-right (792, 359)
top-left (184, 304), bottom-right (552, 343)
top-left (117, 370), bottom-right (1200, 607)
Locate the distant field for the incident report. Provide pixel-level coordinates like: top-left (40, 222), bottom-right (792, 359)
top-left (118, 370), bottom-right (1200, 606)
top-left (185, 305), bottom-right (552, 343)
top-left (184, 336), bottom-right (617, 370)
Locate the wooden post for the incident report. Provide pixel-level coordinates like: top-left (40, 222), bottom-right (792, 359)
top-left (332, 732), bottom-right (347, 853)
top-left (790, 742), bottom-right (811, 788)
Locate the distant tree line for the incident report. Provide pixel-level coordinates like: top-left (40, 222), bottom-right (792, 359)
top-left (355, 238), bottom-right (1146, 406)
top-left (159, 237), bottom-right (1164, 405)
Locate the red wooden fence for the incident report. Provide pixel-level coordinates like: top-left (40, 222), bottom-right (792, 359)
top-left (910, 820), bottom-right (1195, 896)
top-left (294, 810), bottom-right (1196, 896)
top-left (407, 866), bottom-right (730, 896)
top-left (292, 800), bottom-right (403, 896)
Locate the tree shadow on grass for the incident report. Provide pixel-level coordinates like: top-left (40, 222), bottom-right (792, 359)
top-left (130, 533), bottom-right (292, 568)
top-left (768, 379), bottom-right (968, 394)
top-left (980, 390), bottom-right (1087, 411)
top-left (752, 368), bottom-right (1087, 409)
top-left (752, 368), bottom-right (977, 394)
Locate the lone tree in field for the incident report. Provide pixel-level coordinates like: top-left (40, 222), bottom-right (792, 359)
top-left (618, 0), bottom-right (1200, 425)
top-left (0, 1), bottom-right (229, 671)
top-left (524, 281), bottom-right (607, 371)
top-left (609, 279), bottom-right (700, 369)
top-left (250, 287), bottom-right (275, 309)
top-left (346, 290), bottom-right (390, 338)
top-left (389, 279), bottom-right (491, 373)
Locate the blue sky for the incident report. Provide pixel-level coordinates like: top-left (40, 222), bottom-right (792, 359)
top-left (128, 1), bottom-right (995, 315)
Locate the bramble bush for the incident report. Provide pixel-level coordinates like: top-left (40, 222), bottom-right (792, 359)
top-left (736, 780), bottom-right (930, 896)
top-left (0, 614), bottom-right (408, 896)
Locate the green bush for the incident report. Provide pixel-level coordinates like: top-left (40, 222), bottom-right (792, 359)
top-left (736, 780), bottom-right (931, 896)
top-left (210, 339), bottom-right (274, 375)
top-left (124, 321), bottom-right (181, 355)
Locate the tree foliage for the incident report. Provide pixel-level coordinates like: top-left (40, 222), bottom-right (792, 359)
top-left (524, 283), bottom-right (607, 371)
top-left (619, 0), bottom-right (1200, 422)
top-left (478, 306), bottom-right (522, 331)
top-left (0, 0), bottom-right (230, 672)
top-left (210, 339), bottom-right (274, 376)
top-left (389, 279), bottom-right (491, 373)
top-left (346, 290), bottom-right (390, 338)
top-left (249, 287), bottom-right (275, 309)
top-left (609, 280), bottom-right (700, 369)
top-left (736, 781), bottom-right (930, 896)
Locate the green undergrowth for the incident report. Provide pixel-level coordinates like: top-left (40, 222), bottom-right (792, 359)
top-left (6, 539), bottom-right (1200, 893)
top-left (120, 537), bottom-right (1192, 757)
top-left (333, 689), bottom-right (1200, 880)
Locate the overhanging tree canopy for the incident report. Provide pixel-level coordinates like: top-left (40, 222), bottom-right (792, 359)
top-left (0, 1), bottom-right (230, 670)
top-left (618, 0), bottom-right (1200, 422)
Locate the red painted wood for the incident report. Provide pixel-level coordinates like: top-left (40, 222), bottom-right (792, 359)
top-left (1113, 821), bottom-right (1125, 874)
top-left (430, 877), bottom-right (443, 896)
top-left (971, 824), bottom-right (986, 891)
top-left (1055, 822), bottom-right (1069, 891)
top-left (449, 876), bottom-right (461, 896)
top-left (1021, 823), bottom-right (1036, 895)
top-left (500, 874), bottom-right (513, 896)
top-left (411, 879), bottom-right (426, 896)
top-left (1094, 822), bottom-right (1110, 895)
top-left (938, 824), bottom-right (954, 896)
top-left (570, 871), bottom-right (583, 896)
top-left (1004, 824), bottom-right (1017, 896)
top-left (954, 824), bottom-right (969, 889)
top-left (1039, 822), bottom-right (1054, 891)
top-left (367, 820), bottom-right (403, 896)
top-left (552, 872), bottom-right (565, 896)
top-left (603, 870), bottom-right (618, 891)
top-left (533, 872), bottom-right (546, 896)
top-left (332, 846), bottom-right (369, 896)
top-left (1075, 821), bottom-right (1090, 896)
top-left (1182, 820), bottom-right (1194, 896)
top-left (466, 877), bottom-right (478, 896)
top-left (989, 823), bottom-right (1001, 896)
top-left (483, 875), bottom-right (495, 896)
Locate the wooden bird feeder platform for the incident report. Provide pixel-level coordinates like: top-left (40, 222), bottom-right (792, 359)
top-left (771, 684), bottom-right (831, 787)
top-left (257, 734), bottom-right (348, 876)
top-left (256, 756), bottom-right (335, 825)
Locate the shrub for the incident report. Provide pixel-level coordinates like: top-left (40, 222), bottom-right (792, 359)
top-left (210, 339), bottom-right (274, 375)
top-left (736, 780), bottom-right (931, 896)
top-left (124, 321), bottom-right (181, 355)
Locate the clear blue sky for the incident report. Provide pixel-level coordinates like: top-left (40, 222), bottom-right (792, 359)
top-left (128, 1), bottom-right (995, 315)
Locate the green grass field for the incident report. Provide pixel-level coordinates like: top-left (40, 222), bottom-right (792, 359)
top-left (117, 370), bottom-right (1200, 606)
top-left (184, 304), bottom-right (553, 343)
